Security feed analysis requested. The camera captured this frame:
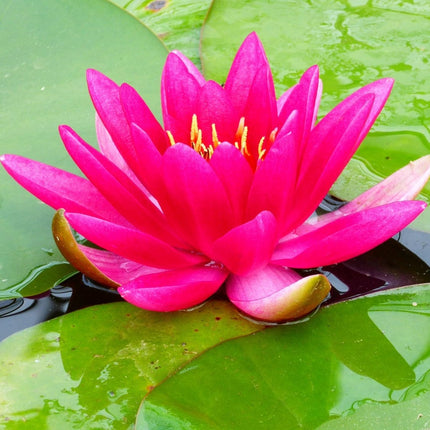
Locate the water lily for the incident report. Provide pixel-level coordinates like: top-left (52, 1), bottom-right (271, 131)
top-left (2, 33), bottom-right (429, 322)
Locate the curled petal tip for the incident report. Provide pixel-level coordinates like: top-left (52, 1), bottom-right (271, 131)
top-left (229, 272), bottom-right (331, 323)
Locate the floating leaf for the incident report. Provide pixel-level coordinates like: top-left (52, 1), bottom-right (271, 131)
top-left (138, 284), bottom-right (430, 429)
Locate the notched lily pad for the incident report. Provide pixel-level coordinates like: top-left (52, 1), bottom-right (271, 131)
top-left (137, 284), bottom-right (430, 429)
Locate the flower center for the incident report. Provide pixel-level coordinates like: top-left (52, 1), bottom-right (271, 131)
top-left (166, 114), bottom-right (278, 163)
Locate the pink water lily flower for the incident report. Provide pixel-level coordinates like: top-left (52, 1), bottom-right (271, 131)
top-left (2, 33), bottom-right (430, 322)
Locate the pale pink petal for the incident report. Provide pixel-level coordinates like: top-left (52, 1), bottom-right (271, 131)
top-left (196, 81), bottom-right (238, 144)
top-left (299, 155), bottom-right (430, 234)
top-left (246, 133), bottom-right (298, 231)
top-left (211, 211), bottom-right (278, 275)
top-left (272, 200), bottom-right (426, 268)
top-left (118, 265), bottom-right (228, 311)
top-left (66, 212), bottom-right (207, 269)
top-left (209, 142), bottom-right (253, 224)
top-left (161, 51), bottom-right (205, 143)
top-left (341, 154), bottom-right (430, 213)
top-left (226, 265), bottom-right (330, 322)
top-left (161, 143), bottom-right (234, 253)
top-left (77, 245), bottom-right (166, 285)
top-left (0, 154), bottom-right (129, 226)
top-left (120, 83), bottom-right (169, 153)
top-left (59, 125), bottom-right (179, 245)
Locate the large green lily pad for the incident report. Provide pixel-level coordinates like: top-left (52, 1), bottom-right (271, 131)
top-left (0, 0), bottom-right (167, 299)
top-left (0, 300), bottom-right (262, 429)
top-left (137, 284), bottom-right (430, 429)
top-left (201, 0), bottom-right (430, 230)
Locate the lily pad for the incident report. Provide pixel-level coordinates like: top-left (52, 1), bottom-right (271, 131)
top-left (111, 0), bottom-right (213, 67)
top-left (0, 300), bottom-right (262, 429)
top-left (137, 284), bottom-right (430, 429)
top-left (0, 0), bottom-right (168, 299)
top-left (201, 0), bottom-right (430, 229)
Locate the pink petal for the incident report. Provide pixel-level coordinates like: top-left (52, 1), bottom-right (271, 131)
top-left (209, 142), bottom-right (253, 224)
top-left (196, 81), bottom-right (238, 144)
top-left (225, 33), bottom-right (274, 117)
top-left (272, 200), bottom-right (427, 268)
top-left (246, 133), bottom-right (298, 231)
top-left (118, 265), bottom-right (228, 311)
top-left (0, 154), bottom-right (129, 226)
top-left (226, 265), bottom-right (331, 322)
top-left (59, 125), bottom-right (178, 245)
top-left (120, 83), bottom-right (169, 153)
top-left (161, 51), bottom-right (205, 143)
top-left (211, 211), bottom-right (278, 276)
top-left (277, 65), bottom-right (321, 153)
top-left (66, 212), bottom-right (208, 269)
top-left (161, 143), bottom-right (234, 253)
top-left (242, 63), bottom-right (277, 159)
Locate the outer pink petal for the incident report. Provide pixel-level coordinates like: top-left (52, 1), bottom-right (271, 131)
top-left (211, 211), bottom-right (278, 276)
top-left (161, 51), bottom-right (205, 143)
top-left (59, 125), bottom-right (179, 245)
top-left (0, 154), bottom-right (129, 226)
top-left (120, 83), bottom-right (169, 153)
top-left (246, 133), bottom-right (298, 231)
top-left (209, 142), bottom-right (253, 224)
top-left (226, 265), bottom-right (330, 322)
top-left (118, 265), bottom-right (228, 311)
top-left (77, 245), bottom-right (165, 284)
top-left (66, 212), bottom-right (207, 269)
top-left (161, 143), bottom-right (234, 253)
top-left (196, 81), bottom-right (238, 144)
top-left (271, 200), bottom-right (426, 268)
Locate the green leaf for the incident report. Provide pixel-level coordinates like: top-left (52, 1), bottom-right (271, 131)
top-left (0, 300), bottom-right (263, 429)
top-left (137, 284), bottom-right (430, 429)
top-left (111, 0), bottom-right (213, 68)
top-left (0, 0), bottom-right (168, 299)
top-left (201, 0), bottom-right (430, 230)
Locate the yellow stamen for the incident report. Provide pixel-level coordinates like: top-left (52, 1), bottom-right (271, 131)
top-left (166, 130), bottom-right (176, 146)
top-left (240, 126), bottom-right (250, 156)
top-left (212, 124), bottom-right (220, 148)
top-left (258, 136), bottom-right (265, 159)
top-left (190, 114), bottom-right (199, 143)
top-left (194, 129), bottom-right (202, 152)
top-left (269, 127), bottom-right (278, 143)
top-left (235, 117), bottom-right (245, 141)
